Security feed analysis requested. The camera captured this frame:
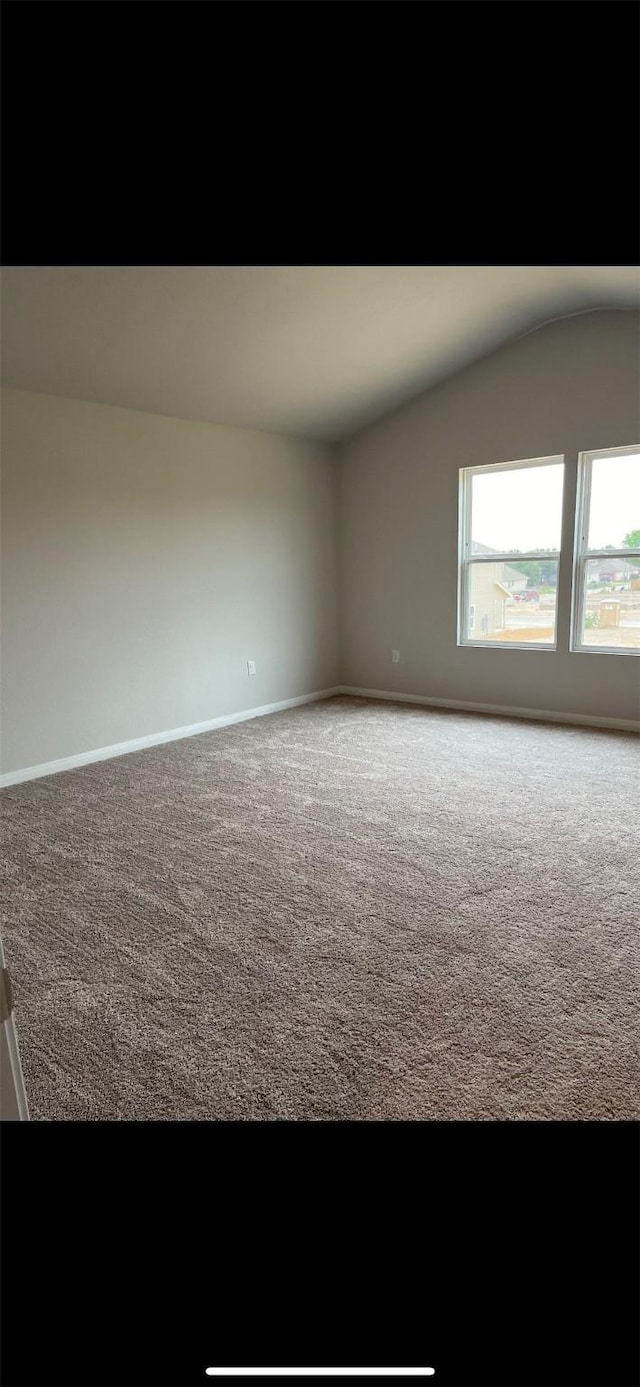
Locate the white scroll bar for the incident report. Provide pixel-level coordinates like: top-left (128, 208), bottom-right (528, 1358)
top-left (205, 1372), bottom-right (436, 1379)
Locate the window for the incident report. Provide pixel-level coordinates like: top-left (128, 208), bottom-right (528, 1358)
top-left (571, 445), bottom-right (640, 655)
top-left (458, 455), bottom-right (565, 648)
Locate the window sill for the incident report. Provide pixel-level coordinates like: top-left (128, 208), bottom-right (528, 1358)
top-left (570, 644), bottom-right (640, 658)
top-left (458, 639), bottom-right (557, 652)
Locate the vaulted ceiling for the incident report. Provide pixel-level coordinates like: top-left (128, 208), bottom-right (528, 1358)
top-left (2, 265), bottom-right (638, 442)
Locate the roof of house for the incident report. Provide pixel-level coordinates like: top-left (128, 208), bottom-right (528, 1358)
top-left (473, 545), bottom-right (551, 585)
top-left (471, 541), bottom-right (498, 556)
top-left (472, 545), bottom-right (527, 576)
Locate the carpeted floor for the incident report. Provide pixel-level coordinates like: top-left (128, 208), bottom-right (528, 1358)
top-left (1, 695), bottom-right (638, 1120)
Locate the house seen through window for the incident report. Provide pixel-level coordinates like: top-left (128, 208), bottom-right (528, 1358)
top-left (458, 447), bottom-right (640, 654)
top-left (458, 456), bottom-right (564, 647)
top-left (571, 446), bottom-right (640, 654)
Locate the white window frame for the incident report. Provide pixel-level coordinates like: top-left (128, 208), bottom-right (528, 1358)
top-left (570, 443), bottom-right (640, 658)
top-left (457, 454), bottom-right (564, 651)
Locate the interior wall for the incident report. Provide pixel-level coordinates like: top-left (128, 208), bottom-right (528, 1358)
top-left (0, 389), bottom-right (339, 774)
top-left (338, 310), bottom-right (640, 725)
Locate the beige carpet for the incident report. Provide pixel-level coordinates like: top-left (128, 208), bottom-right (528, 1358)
top-left (1, 695), bottom-right (638, 1120)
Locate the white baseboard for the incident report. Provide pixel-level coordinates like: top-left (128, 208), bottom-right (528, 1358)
top-left (0, 687), bottom-right (341, 789)
top-left (337, 685), bottom-right (640, 734)
top-left (2, 682), bottom-right (636, 788)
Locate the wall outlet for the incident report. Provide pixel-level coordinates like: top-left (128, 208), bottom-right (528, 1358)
top-left (247, 659), bottom-right (257, 676)
top-left (392, 649), bottom-right (400, 663)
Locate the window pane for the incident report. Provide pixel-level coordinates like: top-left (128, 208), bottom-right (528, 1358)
top-left (466, 560), bottom-right (557, 643)
top-left (580, 561), bottom-right (640, 650)
top-left (587, 452), bottom-right (640, 551)
top-left (470, 462), bottom-right (564, 555)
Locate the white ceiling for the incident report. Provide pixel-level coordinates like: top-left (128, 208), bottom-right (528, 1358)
top-left (2, 266), bottom-right (638, 442)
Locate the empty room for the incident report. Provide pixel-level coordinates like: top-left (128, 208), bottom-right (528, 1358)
top-left (1, 265), bottom-right (638, 1122)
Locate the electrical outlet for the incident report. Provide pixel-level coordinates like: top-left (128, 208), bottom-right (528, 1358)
top-left (247, 659), bottom-right (257, 676)
top-left (392, 649), bottom-right (400, 663)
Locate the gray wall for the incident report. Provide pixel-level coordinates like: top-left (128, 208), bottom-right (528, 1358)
top-left (2, 309), bottom-right (638, 777)
top-left (338, 310), bottom-right (640, 725)
top-left (1, 389), bottom-right (339, 773)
